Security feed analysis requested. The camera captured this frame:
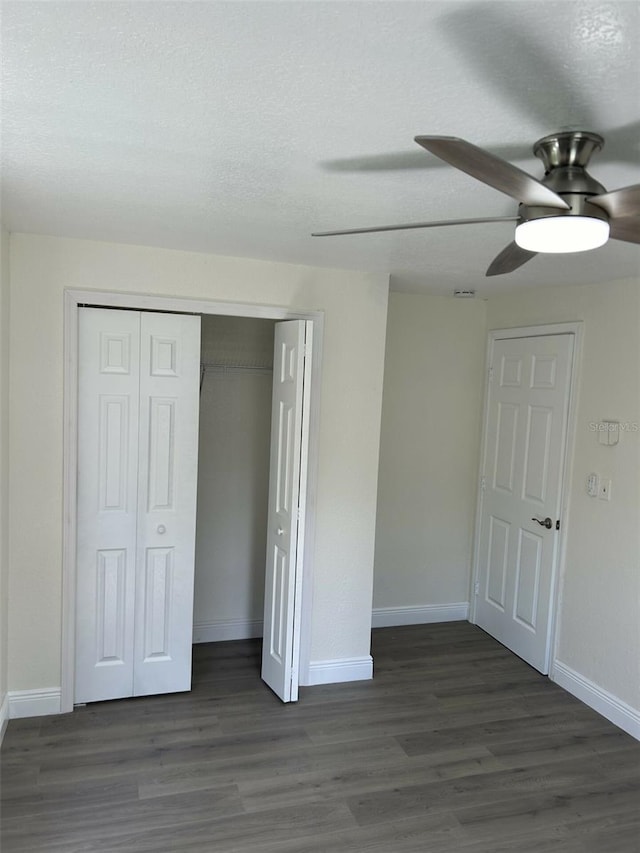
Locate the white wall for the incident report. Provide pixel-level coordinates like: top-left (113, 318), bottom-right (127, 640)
top-left (0, 226), bottom-right (9, 735)
top-left (8, 233), bottom-right (389, 695)
top-left (487, 278), bottom-right (640, 715)
top-left (373, 293), bottom-right (487, 620)
top-left (193, 315), bottom-right (274, 641)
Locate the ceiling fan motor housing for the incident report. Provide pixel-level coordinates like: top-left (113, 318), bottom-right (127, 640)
top-left (518, 131), bottom-right (609, 230)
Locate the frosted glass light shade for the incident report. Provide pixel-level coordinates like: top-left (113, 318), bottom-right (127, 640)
top-left (515, 216), bottom-right (610, 253)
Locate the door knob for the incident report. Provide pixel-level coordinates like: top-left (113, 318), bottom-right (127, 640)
top-left (531, 517), bottom-right (553, 529)
top-left (157, 524), bottom-right (166, 534)
top-left (277, 527), bottom-right (284, 536)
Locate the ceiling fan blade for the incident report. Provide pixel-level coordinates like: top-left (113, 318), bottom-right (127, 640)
top-left (312, 216), bottom-right (518, 237)
top-left (486, 241), bottom-right (537, 277)
top-left (437, 6), bottom-right (599, 131)
top-left (414, 136), bottom-right (570, 210)
top-left (609, 217), bottom-right (640, 245)
top-left (588, 184), bottom-right (640, 219)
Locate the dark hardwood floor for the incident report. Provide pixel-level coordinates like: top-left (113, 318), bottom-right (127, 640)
top-left (2, 622), bottom-right (639, 852)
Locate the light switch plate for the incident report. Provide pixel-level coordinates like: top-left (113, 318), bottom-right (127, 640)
top-left (598, 421), bottom-right (620, 446)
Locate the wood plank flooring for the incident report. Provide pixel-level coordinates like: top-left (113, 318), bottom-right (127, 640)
top-left (2, 622), bottom-right (639, 852)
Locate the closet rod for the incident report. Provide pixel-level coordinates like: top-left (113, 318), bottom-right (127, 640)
top-left (200, 363), bottom-right (273, 391)
top-left (200, 362), bottom-right (273, 374)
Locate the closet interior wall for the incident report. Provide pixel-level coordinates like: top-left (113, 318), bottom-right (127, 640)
top-left (193, 315), bottom-right (276, 643)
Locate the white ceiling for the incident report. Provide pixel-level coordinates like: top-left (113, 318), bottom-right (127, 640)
top-left (2, 1), bottom-right (639, 295)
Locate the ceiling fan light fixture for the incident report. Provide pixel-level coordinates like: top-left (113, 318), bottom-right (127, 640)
top-left (315, 130), bottom-right (639, 276)
top-left (515, 215), bottom-right (610, 254)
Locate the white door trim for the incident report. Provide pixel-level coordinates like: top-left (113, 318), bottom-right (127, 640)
top-left (470, 322), bottom-right (583, 675)
top-left (62, 289), bottom-right (323, 713)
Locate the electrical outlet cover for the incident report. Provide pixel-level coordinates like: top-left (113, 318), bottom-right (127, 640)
top-left (598, 479), bottom-right (612, 501)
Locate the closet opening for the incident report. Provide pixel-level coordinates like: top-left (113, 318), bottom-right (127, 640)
top-left (192, 315), bottom-right (275, 680)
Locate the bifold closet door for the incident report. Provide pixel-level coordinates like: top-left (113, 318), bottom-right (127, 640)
top-left (133, 311), bottom-right (201, 696)
top-left (75, 307), bottom-right (201, 704)
top-left (261, 319), bottom-right (311, 703)
top-left (76, 309), bottom-right (140, 703)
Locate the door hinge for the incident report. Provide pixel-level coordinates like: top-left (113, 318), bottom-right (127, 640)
top-left (474, 581), bottom-right (480, 595)
top-left (488, 366), bottom-right (494, 382)
top-left (480, 476), bottom-right (486, 492)
top-left (556, 519), bottom-right (560, 531)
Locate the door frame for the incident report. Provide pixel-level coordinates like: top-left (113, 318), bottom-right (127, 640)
top-left (61, 289), bottom-right (323, 713)
top-left (469, 322), bottom-right (583, 676)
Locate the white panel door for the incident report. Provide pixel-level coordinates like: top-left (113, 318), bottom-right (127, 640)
top-left (134, 312), bottom-right (201, 696)
top-left (261, 320), bottom-right (311, 702)
top-left (474, 334), bottom-right (574, 673)
top-left (76, 308), bottom-right (200, 703)
top-left (76, 308), bottom-right (141, 703)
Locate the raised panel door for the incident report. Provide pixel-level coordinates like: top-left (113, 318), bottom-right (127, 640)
top-left (76, 308), bottom-right (200, 702)
top-left (475, 334), bottom-right (573, 673)
top-left (75, 308), bottom-right (140, 703)
top-left (133, 312), bottom-right (201, 696)
top-left (261, 320), bottom-right (310, 702)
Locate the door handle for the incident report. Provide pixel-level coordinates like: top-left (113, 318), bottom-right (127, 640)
top-left (157, 524), bottom-right (166, 534)
top-left (277, 527), bottom-right (285, 536)
top-left (531, 517), bottom-right (553, 529)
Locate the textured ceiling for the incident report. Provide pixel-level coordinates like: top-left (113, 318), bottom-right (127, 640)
top-left (1, 1), bottom-right (639, 295)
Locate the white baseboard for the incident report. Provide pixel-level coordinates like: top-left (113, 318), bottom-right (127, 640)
top-left (372, 602), bottom-right (469, 628)
top-left (552, 661), bottom-right (640, 741)
top-left (0, 691), bottom-right (8, 743)
top-left (303, 655), bottom-right (373, 686)
top-left (193, 618), bottom-right (263, 643)
top-left (9, 687), bottom-right (62, 719)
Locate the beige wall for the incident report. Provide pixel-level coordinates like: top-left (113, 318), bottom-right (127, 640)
top-left (373, 293), bottom-right (487, 608)
top-left (0, 227), bottom-right (9, 724)
top-left (194, 367), bottom-right (271, 635)
top-left (374, 281), bottom-right (639, 720)
top-left (487, 278), bottom-right (640, 710)
top-left (8, 233), bottom-right (389, 691)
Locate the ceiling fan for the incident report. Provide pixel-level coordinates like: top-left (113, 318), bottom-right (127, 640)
top-left (312, 130), bottom-right (640, 276)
